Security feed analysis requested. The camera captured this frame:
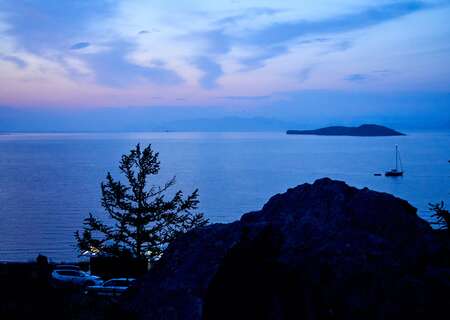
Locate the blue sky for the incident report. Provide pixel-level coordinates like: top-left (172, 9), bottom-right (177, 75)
top-left (0, 0), bottom-right (449, 128)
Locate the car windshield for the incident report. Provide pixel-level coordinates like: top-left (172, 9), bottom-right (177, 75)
top-left (56, 270), bottom-right (84, 277)
top-left (104, 279), bottom-right (132, 287)
top-left (55, 265), bottom-right (80, 271)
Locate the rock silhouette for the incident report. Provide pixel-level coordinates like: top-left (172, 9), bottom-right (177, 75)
top-left (124, 178), bottom-right (449, 320)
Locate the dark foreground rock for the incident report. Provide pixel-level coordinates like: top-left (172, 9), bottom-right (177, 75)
top-left (123, 178), bottom-right (449, 320)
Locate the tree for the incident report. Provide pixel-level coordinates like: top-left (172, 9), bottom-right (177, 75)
top-left (75, 143), bottom-right (208, 261)
top-left (429, 201), bottom-right (450, 234)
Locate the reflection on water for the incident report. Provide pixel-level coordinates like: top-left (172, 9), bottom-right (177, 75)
top-left (0, 131), bottom-right (449, 261)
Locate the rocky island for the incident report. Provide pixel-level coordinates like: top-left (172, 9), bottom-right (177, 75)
top-left (122, 178), bottom-right (449, 320)
top-left (287, 124), bottom-right (405, 136)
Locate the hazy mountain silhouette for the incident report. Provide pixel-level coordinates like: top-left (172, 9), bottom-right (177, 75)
top-left (159, 117), bottom-right (302, 132)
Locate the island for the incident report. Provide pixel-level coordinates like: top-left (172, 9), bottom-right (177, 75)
top-left (286, 124), bottom-right (405, 136)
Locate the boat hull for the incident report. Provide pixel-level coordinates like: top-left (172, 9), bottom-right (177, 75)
top-left (385, 171), bottom-right (403, 177)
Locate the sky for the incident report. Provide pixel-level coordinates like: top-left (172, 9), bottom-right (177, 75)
top-left (0, 0), bottom-right (449, 130)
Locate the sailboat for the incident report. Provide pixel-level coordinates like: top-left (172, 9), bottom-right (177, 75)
top-left (385, 145), bottom-right (404, 177)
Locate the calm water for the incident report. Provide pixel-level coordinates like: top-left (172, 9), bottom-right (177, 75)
top-left (0, 131), bottom-right (449, 261)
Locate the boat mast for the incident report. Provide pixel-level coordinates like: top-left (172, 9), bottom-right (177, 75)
top-left (395, 145), bottom-right (398, 171)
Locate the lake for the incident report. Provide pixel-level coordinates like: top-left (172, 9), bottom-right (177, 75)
top-left (0, 131), bottom-right (449, 261)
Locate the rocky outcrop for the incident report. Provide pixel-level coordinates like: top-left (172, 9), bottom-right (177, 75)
top-left (124, 178), bottom-right (449, 320)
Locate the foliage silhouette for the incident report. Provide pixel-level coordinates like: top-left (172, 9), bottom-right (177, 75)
top-left (429, 201), bottom-right (450, 234)
top-left (75, 143), bottom-right (208, 261)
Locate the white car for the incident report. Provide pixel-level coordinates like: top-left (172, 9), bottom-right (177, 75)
top-left (51, 269), bottom-right (103, 288)
top-left (85, 278), bottom-right (136, 297)
top-left (54, 264), bottom-right (81, 271)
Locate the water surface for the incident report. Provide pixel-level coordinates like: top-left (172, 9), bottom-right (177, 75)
top-left (0, 131), bottom-right (449, 261)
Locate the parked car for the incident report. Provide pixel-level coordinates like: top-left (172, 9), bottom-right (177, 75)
top-left (54, 264), bottom-right (81, 271)
top-left (85, 278), bottom-right (136, 297)
top-left (51, 269), bottom-right (103, 288)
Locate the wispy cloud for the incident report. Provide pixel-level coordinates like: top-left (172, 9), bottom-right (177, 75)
top-left (138, 28), bottom-right (160, 35)
top-left (197, 2), bottom-right (430, 73)
top-left (70, 42), bottom-right (90, 50)
top-left (240, 45), bottom-right (287, 70)
top-left (0, 1), bottom-right (115, 53)
top-left (318, 39), bottom-right (353, 55)
top-left (345, 73), bottom-right (369, 82)
top-left (0, 54), bottom-right (27, 68)
top-left (192, 56), bottom-right (223, 89)
top-left (80, 41), bottom-right (184, 87)
top-left (187, 29), bottom-right (232, 55)
top-left (216, 7), bottom-right (280, 26)
top-left (345, 69), bottom-right (394, 83)
top-left (150, 59), bottom-right (165, 67)
top-left (0, 0), bottom-right (448, 107)
top-left (219, 95), bottom-right (272, 100)
top-left (298, 66), bottom-right (313, 83)
top-left (242, 2), bottom-right (429, 46)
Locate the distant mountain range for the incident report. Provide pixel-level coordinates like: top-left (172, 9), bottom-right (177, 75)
top-left (159, 117), bottom-right (302, 132)
top-left (0, 107), bottom-right (303, 132)
top-left (0, 103), bottom-right (448, 133)
top-left (286, 124), bottom-right (405, 136)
